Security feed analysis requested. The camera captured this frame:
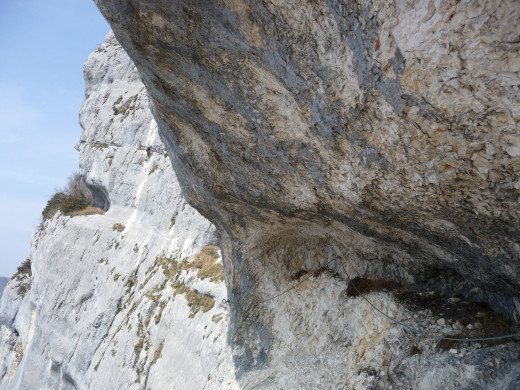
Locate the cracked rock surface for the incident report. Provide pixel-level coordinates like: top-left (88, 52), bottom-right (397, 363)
top-left (0, 33), bottom-right (237, 390)
top-left (94, 0), bottom-right (520, 322)
top-left (91, 0), bottom-right (520, 387)
top-left (0, 0), bottom-right (518, 388)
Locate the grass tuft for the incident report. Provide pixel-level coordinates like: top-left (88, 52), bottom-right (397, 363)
top-left (68, 206), bottom-right (105, 217)
top-left (183, 246), bottom-right (224, 283)
top-left (42, 172), bottom-right (101, 220)
top-left (113, 223), bottom-right (125, 232)
top-left (174, 283), bottom-right (215, 318)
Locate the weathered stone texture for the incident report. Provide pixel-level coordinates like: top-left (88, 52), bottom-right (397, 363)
top-left (14, 0), bottom-right (514, 387)
top-left (95, 0), bottom-right (519, 318)
top-left (0, 33), bottom-right (237, 390)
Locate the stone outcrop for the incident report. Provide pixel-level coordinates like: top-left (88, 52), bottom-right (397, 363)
top-left (0, 0), bottom-right (518, 388)
top-left (94, 0), bottom-right (520, 319)
top-left (91, 0), bottom-right (520, 388)
top-left (0, 33), bottom-right (237, 389)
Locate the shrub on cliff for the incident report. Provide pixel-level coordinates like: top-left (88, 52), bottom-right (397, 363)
top-left (42, 172), bottom-right (102, 220)
top-left (42, 192), bottom-right (67, 220)
top-left (66, 172), bottom-right (93, 204)
top-left (13, 258), bottom-right (32, 295)
top-left (59, 195), bottom-right (89, 214)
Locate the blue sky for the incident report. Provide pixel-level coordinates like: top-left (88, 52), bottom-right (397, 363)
top-left (0, 1), bottom-right (110, 277)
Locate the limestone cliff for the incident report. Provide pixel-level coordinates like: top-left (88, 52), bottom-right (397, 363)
top-left (95, 0), bottom-right (520, 320)
top-left (0, 1), bottom-right (518, 388)
top-left (89, 0), bottom-right (520, 388)
top-left (0, 33), bottom-right (237, 389)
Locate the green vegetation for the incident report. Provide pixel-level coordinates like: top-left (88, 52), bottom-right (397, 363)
top-left (59, 195), bottom-right (89, 214)
top-left (42, 172), bottom-right (102, 220)
top-left (212, 313), bottom-right (224, 323)
top-left (13, 258), bottom-right (32, 295)
top-left (154, 248), bottom-right (223, 282)
top-left (151, 344), bottom-right (163, 366)
top-left (186, 246), bottom-right (224, 283)
top-left (113, 95), bottom-right (123, 105)
top-left (154, 301), bottom-right (167, 324)
top-left (133, 244), bottom-right (139, 253)
top-left (173, 283), bottom-right (215, 318)
top-left (138, 246), bottom-right (222, 319)
top-left (42, 192), bottom-right (67, 220)
top-left (149, 164), bottom-right (158, 175)
top-left (94, 142), bottom-right (109, 149)
top-left (125, 275), bottom-right (137, 294)
top-left (127, 299), bottom-right (142, 317)
top-left (150, 246), bottom-right (223, 317)
top-left (134, 337), bottom-right (146, 356)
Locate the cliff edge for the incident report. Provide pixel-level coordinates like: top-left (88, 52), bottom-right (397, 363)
top-left (0, 32), bottom-right (237, 389)
top-left (0, 1), bottom-right (518, 388)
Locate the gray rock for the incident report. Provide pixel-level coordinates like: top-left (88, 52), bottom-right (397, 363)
top-left (88, 0), bottom-right (520, 388)
top-left (1, 0), bottom-right (520, 387)
top-left (95, 0), bottom-right (520, 325)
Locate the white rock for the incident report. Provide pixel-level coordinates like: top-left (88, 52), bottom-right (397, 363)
top-left (0, 32), bottom-right (237, 390)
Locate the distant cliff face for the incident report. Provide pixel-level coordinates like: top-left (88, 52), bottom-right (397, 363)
top-left (90, 0), bottom-right (520, 388)
top-left (0, 278), bottom-right (8, 298)
top-left (0, 33), bottom-right (237, 389)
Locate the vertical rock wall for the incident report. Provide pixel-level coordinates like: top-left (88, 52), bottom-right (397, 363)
top-left (0, 0), bottom-right (518, 388)
top-left (0, 33), bottom-right (238, 390)
top-left (94, 0), bottom-right (520, 321)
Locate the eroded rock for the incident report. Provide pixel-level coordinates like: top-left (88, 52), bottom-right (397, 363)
top-left (0, 32), bottom-right (237, 390)
top-left (93, 0), bottom-right (520, 386)
top-left (94, 0), bottom-right (520, 324)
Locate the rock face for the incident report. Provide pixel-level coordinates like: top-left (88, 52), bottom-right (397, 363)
top-left (0, 33), bottom-right (237, 389)
top-left (0, 1), bottom-right (518, 388)
top-left (94, 0), bottom-right (520, 320)
top-left (90, 0), bottom-right (520, 388)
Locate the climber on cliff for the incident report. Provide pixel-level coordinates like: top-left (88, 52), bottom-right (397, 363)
top-left (146, 145), bottom-right (152, 158)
